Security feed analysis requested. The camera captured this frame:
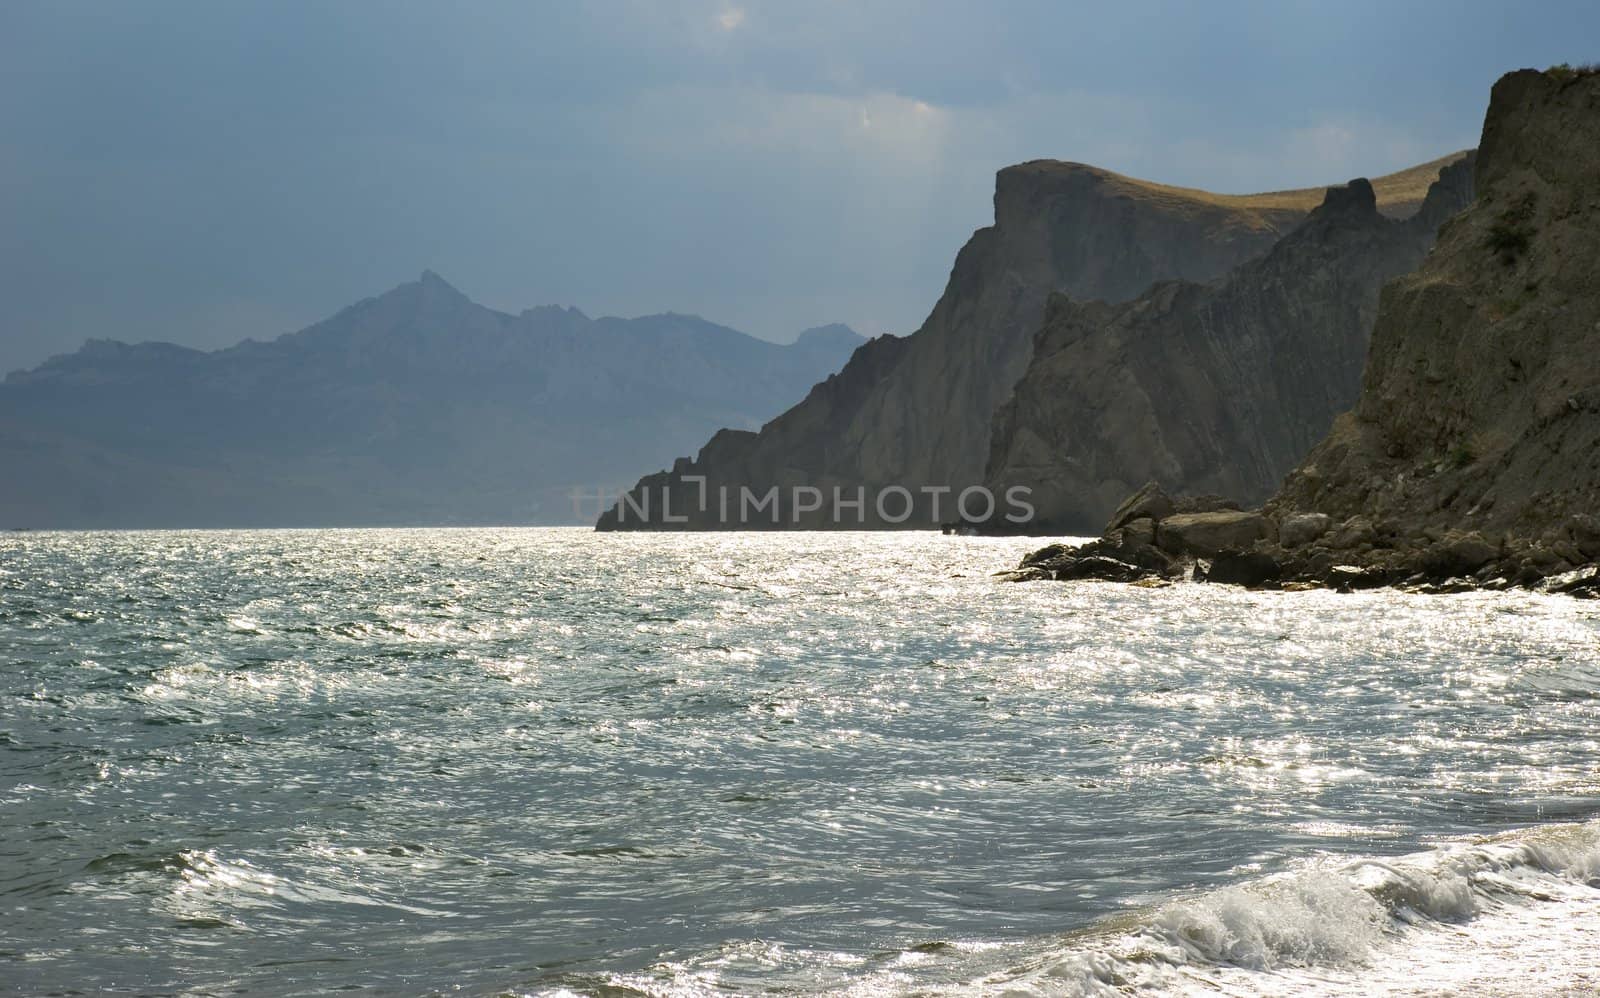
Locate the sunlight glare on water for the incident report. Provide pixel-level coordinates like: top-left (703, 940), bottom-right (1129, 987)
top-left (2, 528), bottom-right (1598, 995)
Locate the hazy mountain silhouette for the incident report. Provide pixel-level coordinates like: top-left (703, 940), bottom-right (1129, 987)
top-left (0, 272), bottom-right (861, 527)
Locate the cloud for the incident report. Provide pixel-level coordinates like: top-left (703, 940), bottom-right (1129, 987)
top-left (611, 85), bottom-right (954, 171)
top-left (0, 0), bottom-right (1536, 372)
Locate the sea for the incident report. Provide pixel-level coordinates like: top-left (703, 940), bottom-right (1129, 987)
top-left (3, 528), bottom-right (1599, 996)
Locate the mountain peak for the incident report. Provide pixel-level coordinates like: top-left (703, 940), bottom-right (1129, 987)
top-left (411, 269), bottom-right (471, 303)
top-left (364, 269), bottom-right (472, 312)
top-left (1314, 177), bottom-right (1379, 219)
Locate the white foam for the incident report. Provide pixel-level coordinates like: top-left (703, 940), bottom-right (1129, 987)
top-left (1152, 871), bottom-right (1387, 969)
top-left (536, 823), bottom-right (1600, 997)
top-left (985, 820), bottom-right (1600, 996)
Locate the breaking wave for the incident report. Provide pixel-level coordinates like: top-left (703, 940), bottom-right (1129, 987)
top-left (983, 820), bottom-right (1600, 995)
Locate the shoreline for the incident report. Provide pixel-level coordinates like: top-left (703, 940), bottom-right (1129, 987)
top-left (999, 482), bottom-right (1600, 599)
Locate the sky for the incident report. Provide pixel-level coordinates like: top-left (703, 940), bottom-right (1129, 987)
top-left (2, 0), bottom-right (1596, 375)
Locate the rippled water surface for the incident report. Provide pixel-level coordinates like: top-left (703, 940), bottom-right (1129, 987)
top-left (3, 529), bottom-right (1599, 995)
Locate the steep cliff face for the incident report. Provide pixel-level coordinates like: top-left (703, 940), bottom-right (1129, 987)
top-left (985, 158), bottom-right (1475, 532)
top-left (853, 163), bottom-right (1311, 494)
top-left (1265, 68), bottom-right (1600, 571)
top-left (600, 155), bottom-right (1467, 529)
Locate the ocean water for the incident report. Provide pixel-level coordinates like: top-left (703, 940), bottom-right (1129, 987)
top-left (3, 528), bottom-right (1599, 996)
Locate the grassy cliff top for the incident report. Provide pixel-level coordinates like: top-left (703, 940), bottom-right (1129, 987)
top-left (1009, 150), bottom-right (1473, 222)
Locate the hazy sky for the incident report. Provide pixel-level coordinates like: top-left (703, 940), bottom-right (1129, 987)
top-left (2, 1), bottom-right (1595, 374)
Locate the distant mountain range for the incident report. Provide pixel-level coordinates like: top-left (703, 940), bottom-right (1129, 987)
top-left (0, 272), bottom-right (861, 527)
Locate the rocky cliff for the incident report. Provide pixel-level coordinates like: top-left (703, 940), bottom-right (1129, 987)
top-left (599, 155), bottom-right (1467, 530)
top-left (1004, 67), bottom-right (1600, 597)
top-left (985, 158), bottom-right (1475, 533)
top-left (1259, 66), bottom-right (1600, 586)
top-left (0, 272), bottom-right (861, 528)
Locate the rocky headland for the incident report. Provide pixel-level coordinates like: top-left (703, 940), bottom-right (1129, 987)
top-left (985, 158), bottom-right (1474, 533)
top-left (1006, 67), bottom-right (1600, 598)
top-left (598, 155), bottom-right (1467, 530)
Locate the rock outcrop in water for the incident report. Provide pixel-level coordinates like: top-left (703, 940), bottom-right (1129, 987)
top-left (0, 272), bottom-right (861, 528)
top-left (985, 159), bottom-right (1475, 533)
top-left (598, 156), bottom-right (1468, 530)
top-left (1007, 67), bottom-right (1600, 597)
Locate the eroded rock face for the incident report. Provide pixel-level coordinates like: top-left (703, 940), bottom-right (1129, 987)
top-left (1266, 68), bottom-right (1600, 582)
top-left (984, 158), bottom-right (1476, 534)
top-left (600, 156), bottom-right (1468, 530)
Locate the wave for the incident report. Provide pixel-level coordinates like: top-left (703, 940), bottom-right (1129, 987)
top-left (986, 819), bottom-right (1600, 995)
top-left (546, 820), bottom-right (1600, 996)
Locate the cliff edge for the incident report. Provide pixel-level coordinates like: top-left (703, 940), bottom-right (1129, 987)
top-left (985, 157), bottom-right (1474, 533)
top-left (1005, 67), bottom-right (1600, 596)
top-left (599, 154), bottom-right (1467, 529)
top-left (1261, 67), bottom-right (1600, 586)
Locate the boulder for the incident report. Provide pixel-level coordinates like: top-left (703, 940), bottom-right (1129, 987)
top-left (1292, 546), bottom-right (1338, 579)
top-left (1172, 494), bottom-right (1244, 515)
top-left (1066, 531), bottom-right (1178, 578)
top-left (1206, 550), bottom-right (1284, 588)
top-left (1523, 545), bottom-right (1565, 569)
top-left (1569, 514), bottom-right (1600, 561)
top-left (1279, 512), bottom-right (1332, 548)
top-left (1326, 516), bottom-right (1375, 550)
top-left (1126, 540), bottom-right (1181, 578)
top-left (1511, 563), bottom-right (1548, 588)
top-left (1553, 540), bottom-right (1587, 566)
top-left (1019, 543), bottom-right (1070, 568)
top-left (1104, 482), bottom-right (1175, 533)
top-left (994, 566), bottom-right (1052, 583)
top-left (1328, 564), bottom-right (1396, 591)
top-left (1546, 566), bottom-right (1600, 598)
top-left (1419, 532), bottom-right (1498, 578)
top-left (1052, 556), bottom-right (1148, 583)
top-left (1411, 578), bottom-right (1482, 595)
top-left (1121, 516), bottom-right (1157, 549)
top-left (1156, 510), bottom-right (1269, 558)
